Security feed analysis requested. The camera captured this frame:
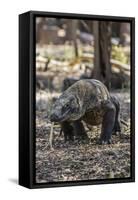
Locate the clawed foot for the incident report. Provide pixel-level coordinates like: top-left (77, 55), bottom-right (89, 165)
top-left (112, 130), bottom-right (121, 136)
top-left (98, 138), bottom-right (112, 145)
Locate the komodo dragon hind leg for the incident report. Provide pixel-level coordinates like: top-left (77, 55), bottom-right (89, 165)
top-left (111, 96), bottom-right (121, 135)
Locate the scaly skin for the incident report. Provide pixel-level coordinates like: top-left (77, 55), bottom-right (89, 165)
top-left (50, 79), bottom-right (121, 144)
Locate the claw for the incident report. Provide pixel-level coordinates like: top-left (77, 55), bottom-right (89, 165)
top-left (98, 139), bottom-right (112, 145)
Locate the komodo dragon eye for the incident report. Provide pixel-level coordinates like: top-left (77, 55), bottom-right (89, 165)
top-left (62, 103), bottom-right (70, 113)
top-left (65, 103), bottom-right (70, 108)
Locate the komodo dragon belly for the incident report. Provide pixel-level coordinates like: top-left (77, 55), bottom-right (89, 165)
top-left (82, 108), bottom-right (104, 126)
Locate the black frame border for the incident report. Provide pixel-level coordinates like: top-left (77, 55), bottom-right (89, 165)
top-left (19, 10), bottom-right (135, 189)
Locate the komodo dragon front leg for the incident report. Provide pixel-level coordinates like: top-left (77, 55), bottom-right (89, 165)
top-left (100, 102), bottom-right (116, 144)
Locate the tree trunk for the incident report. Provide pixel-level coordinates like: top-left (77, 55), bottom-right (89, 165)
top-left (72, 20), bottom-right (78, 58)
top-left (120, 23), bottom-right (130, 46)
top-left (66, 20), bottom-right (78, 58)
top-left (93, 21), bottom-right (112, 89)
top-left (36, 18), bottom-right (46, 44)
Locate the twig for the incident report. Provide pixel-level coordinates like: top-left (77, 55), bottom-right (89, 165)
top-left (49, 122), bottom-right (54, 150)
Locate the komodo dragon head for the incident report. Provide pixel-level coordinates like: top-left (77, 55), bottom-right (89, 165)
top-left (50, 92), bottom-right (82, 122)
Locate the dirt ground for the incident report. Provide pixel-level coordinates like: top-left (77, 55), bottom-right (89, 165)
top-left (35, 90), bottom-right (131, 183)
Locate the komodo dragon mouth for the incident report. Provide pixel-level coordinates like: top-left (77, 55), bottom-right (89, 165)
top-left (50, 108), bottom-right (71, 122)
